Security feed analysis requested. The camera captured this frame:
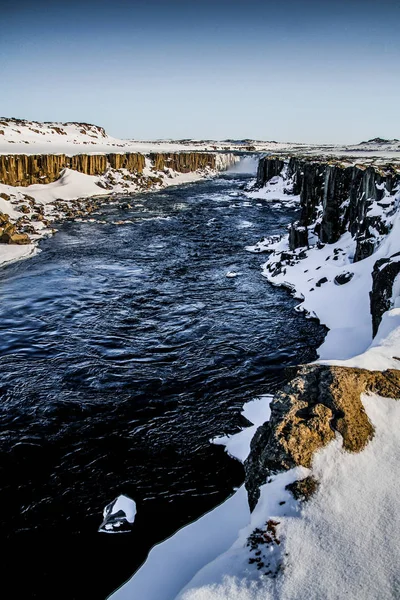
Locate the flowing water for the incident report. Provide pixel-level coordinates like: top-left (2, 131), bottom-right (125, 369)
top-left (0, 171), bottom-right (325, 598)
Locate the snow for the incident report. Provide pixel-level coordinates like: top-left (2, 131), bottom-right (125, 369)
top-left (178, 393), bottom-right (400, 600)
top-left (18, 168), bottom-right (109, 205)
top-left (99, 495), bottom-right (137, 534)
top-left (244, 170), bottom-right (300, 208)
top-left (325, 306), bottom-right (400, 371)
top-left (1, 119), bottom-right (399, 159)
top-left (110, 394), bottom-right (272, 600)
top-left (0, 119), bottom-right (291, 156)
top-left (0, 243), bottom-right (38, 267)
top-left (212, 396), bottom-right (272, 462)
top-left (111, 488), bottom-right (250, 600)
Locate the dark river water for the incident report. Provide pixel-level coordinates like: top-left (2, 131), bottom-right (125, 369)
top-left (0, 171), bottom-right (325, 599)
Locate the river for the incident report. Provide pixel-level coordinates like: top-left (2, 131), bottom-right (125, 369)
top-left (0, 168), bottom-right (325, 598)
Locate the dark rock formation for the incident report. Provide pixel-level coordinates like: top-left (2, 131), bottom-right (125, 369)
top-left (334, 272), bottom-right (354, 286)
top-left (245, 364), bottom-right (400, 510)
top-left (315, 277), bottom-right (328, 287)
top-left (370, 252), bottom-right (400, 337)
top-left (289, 222), bottom-right (308, 249)
top-left (256, 157), bottom-right (285, 187)
top-left (256, 156), bottom-right (400, 257)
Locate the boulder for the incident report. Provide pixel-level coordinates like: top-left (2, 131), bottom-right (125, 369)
top-left (334, 272), bottom-right (354, 286)
top-left (7, 233), bottom-right (31, 245)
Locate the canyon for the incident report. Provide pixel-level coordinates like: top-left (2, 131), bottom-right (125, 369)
top-left (1, 120), bottom-right (400, 599)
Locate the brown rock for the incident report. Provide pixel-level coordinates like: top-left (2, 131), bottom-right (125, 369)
top-left (7, 233), bottom-right (31, 245)
top-left (245, 365), bottom-right (400, 510)
top-left (1, 222), bottom-right (16, 242)
top-left (286, 476), bottom-right (319, 501)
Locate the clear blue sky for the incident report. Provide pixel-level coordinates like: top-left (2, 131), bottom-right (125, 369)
top-left (1, 0), bottom-right (399, 143)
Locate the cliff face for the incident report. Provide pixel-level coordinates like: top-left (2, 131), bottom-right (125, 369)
top-left (257, 156), bottom-right (400, 336)
top-left (0, 152), bottom-right (218, 186)
top-left (257, 156), bottom-right (400, 260)
top-left (149, 152), bottom-right (216, 173)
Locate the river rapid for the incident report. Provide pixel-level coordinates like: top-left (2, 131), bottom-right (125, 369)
top-left (0, 169), bottom-right (326, 598)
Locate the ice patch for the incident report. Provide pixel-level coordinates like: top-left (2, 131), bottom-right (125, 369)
top-left (237, 221), bottom-right (254, 229)
top-left (99, 494), bottom-right (136, 534)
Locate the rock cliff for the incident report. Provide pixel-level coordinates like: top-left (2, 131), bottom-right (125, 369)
top-left (244, 155), bottom-right (400, 512)
top-left (149, 152), bottom-right (216, 173)
top-left (0, 152), bottom-right (218, 186)
top-left (256, 155), bottom-right (400, 260)
top-left (257, 155), bottom-right (400, 336)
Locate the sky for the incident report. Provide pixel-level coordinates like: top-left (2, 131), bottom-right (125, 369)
top-left (0, 0), bottom-right (399, 143)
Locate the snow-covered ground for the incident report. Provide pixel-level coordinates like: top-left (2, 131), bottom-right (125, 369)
top-left (0, 118), bottom-right (399, 158)
top-left (109, 157), bottom-right (400, 600)
top-left (174, 392), bottom-right (400, 600)
top-left (0, 118), bottom-right (297, 155)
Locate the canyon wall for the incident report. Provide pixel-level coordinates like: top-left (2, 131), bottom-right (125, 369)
top-left (257, 155), bottom-right (400, 259)
top-left (0, 152), bottom-right (218, 186)
top-left (149, 152), bottom-right (216, 173)
top-left (257, 155), bottom-right (400, 336)
top-left (244, 156), bottom-right (400, 512)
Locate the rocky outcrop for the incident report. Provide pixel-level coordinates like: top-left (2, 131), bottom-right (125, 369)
top-left (257, 156), bottom-right (400, 259)
top-left (370, 253), bottom-right (400, 336)
top-left (107, 153), bottom-right (145, 172)
top-left (256, 157), bottom-right (285, 186)
top-left (149, 152), bottom-right (216, 173)
top-left (0, 152), bottom-right (219, 186)
top-left (0, 212), bottom-right (31, 244)
top-left (245, 364), bottom-right (400, 510)
top-left (0, 154), bottom-right (109, 185)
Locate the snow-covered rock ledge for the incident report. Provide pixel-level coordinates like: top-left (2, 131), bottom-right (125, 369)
top-left (110, 155), bottom-right (400, 600)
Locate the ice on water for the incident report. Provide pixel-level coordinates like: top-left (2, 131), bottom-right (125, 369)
top-left (99, 494), bottom-right (137, 534)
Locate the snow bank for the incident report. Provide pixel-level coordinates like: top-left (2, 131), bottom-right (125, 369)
top-left (18, 168), bottom-right (109, 204)
top-left (110, 395), bottom-right (272, 600)
top-left (178, 392), bottom-right (400, 600)
top-left (0, 244), bottom-right (38, 268)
